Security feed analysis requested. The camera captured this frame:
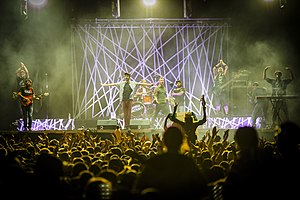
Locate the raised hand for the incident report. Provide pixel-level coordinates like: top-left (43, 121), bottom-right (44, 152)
top-left (223, 129), bottom-right (229, 142)
top-left (152, 134), bottom-right (157, 142)
top-left (265, 66), bottom-right (270, 70)
top-left (212, 126), bottom-right (219, 138)
top-left (200, 95), bottom-right (206, 107)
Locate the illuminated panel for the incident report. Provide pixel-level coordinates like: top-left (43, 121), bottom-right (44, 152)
top-left (16, 117), bottom-right (261, 131)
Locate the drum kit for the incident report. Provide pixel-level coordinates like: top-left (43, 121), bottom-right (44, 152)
top-left (132, 85), bottom-right (176, 118)
top-left (132, 91), bottom-right (155, 118)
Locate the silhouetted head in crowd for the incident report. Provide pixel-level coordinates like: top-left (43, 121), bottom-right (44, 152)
top-left (83, 177), bottom-right (112, 200)
top-left (276, 121), bottom-right (300, 156)
top-left (163, 126), bottom-right (184, 153)
top-left (234, 126), bottom-right (259, 151)
top-left (184, 112), bottom-right (194, 124)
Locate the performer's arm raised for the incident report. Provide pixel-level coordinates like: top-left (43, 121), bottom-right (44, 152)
top-left (195, 95), bottom-right (207, 126)
top-left (101, 82), bottom-right (119, 87)
top-left (138, 82), bottom-right (153, 87)
top-left (263, 66), bottom-right (270, 80)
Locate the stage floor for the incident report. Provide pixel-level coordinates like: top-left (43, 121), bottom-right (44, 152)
top-left (4, 115), bottom-right (278, 142)
top-left (12, 116), bottom-right (267, 131)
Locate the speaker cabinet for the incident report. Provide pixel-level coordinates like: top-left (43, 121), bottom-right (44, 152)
top-left (75, 119), bottom-right (98, 129)
top-left (97, 119), bottom-right (118, 130)
top-left (130, 119), bottom-right (151, 129)
top-left (230, 86), bottom-right (251, 116)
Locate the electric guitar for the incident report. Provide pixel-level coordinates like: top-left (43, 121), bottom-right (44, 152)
top-left (13, 92), bottom-right (49, 106)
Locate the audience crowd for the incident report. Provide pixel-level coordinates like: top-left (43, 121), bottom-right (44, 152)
top-left (0, 118), bottom-right (299, 200)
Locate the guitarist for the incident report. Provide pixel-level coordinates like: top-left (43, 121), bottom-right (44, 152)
top-left (17, 79), bottom-right (39, 131)
top-left (15, 62), bottom-right (30, 117)
top-left (212, 59), bottom-right (229, 116)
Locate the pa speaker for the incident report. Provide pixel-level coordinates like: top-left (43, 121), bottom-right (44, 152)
top-left (74, 119), bottom-right (97, 129)
top-left (130, 119), bottom-right (151, 129)
top-left (97, 119), bottom-right (118, 130)
top-left (230, 86), bottom-right (251, 116)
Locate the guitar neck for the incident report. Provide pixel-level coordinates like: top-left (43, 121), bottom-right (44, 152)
top-left (18, 93), bottom-right (28, 100)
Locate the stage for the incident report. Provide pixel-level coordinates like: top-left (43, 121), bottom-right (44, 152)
top-left (11, 116), bottom-right (267, 130)
top-left (5, 116), bottom-right (277, 142)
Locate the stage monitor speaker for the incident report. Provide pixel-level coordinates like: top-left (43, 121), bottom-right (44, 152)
top-left (97, 119), bottom-right (118, 130)
top-left (75, 119), bottom-right (98, 129)
top-left (230, 86), bottom-right (251, 116)
top-left (130, 119), bottom-right (151, 129)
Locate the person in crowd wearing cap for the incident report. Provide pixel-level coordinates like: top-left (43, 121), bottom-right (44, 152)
top-left (101, 73), bottom-right (153, 129)
top-left (263, 66), bottom-right (294, 127)
top-left (248, 82), bottom-right (268, 128)
top-left (171, 80), bottom-right (186, 113)
top-left (167, 95), bottom-right (207, 145)
top-left (17, 78), bottom-right (40, 131)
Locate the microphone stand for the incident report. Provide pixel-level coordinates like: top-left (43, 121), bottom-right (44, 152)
top-left (45, 73), bottom-right (49, 119)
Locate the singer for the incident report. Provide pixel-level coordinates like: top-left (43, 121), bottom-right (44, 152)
top-left (101, 73), bottom-right (153, 129)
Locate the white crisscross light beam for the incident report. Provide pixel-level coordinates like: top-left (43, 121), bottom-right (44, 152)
top-left (71, 19), bottom-right (229, 120)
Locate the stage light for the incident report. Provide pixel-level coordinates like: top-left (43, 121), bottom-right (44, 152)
top-left (112, 0), bottom-right (120, 18)
top-left (28, 0), bottom-right (48, 9)
top-left (20, 0), bottom-right (28, 20)
top-left (279, 0), bottom-right (287, 9)
top-left (183, 0), bottom-right (192, 18)
top-left (143, 0), bottom-right (156, 7)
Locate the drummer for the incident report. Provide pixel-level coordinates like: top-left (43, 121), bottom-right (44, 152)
top-left (135, 79), bottom-right (152, 103)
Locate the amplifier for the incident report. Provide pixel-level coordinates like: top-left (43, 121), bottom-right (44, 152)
top-left (97, 119), bottom-right (118, 130)
top-left (130, 119), bottom-right (151, 129)
top-left (230, 86), bottom-right (251, 116)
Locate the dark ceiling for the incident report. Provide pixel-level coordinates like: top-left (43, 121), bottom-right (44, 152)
top-left (1, 0), bottom-right (299, 40)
